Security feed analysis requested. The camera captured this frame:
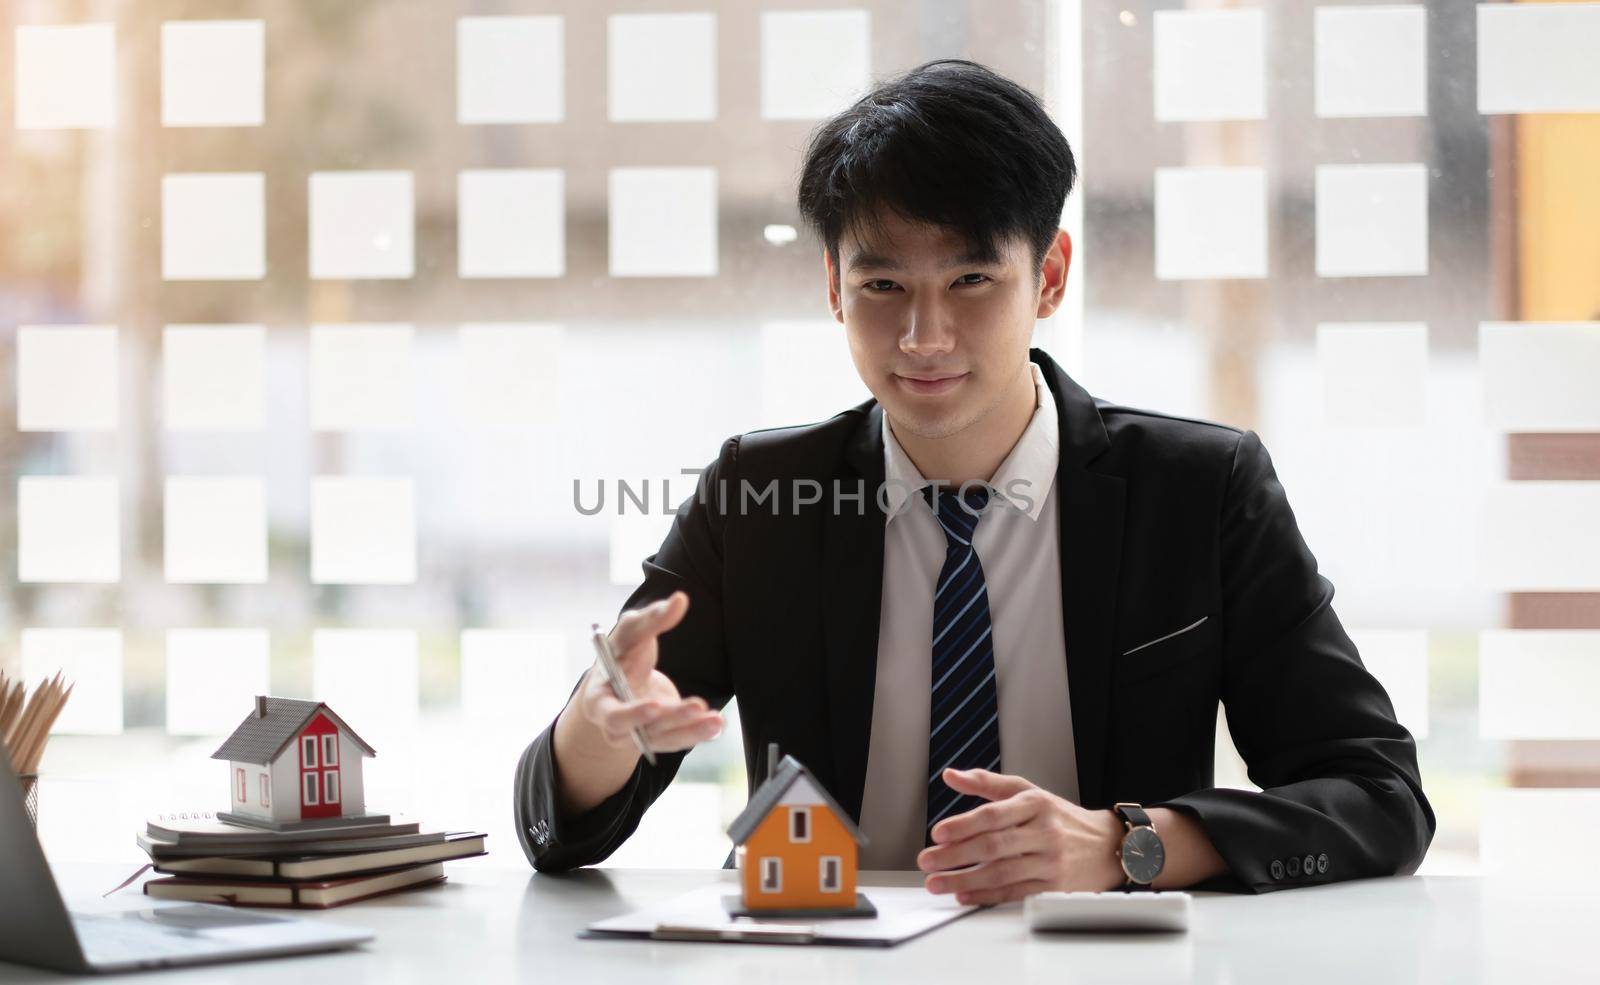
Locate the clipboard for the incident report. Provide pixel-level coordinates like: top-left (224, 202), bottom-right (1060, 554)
top-left (582, 884), bottom-right (978, 947)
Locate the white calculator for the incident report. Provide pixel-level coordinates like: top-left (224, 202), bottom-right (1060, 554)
top-left (1024, 891), bottom-right (1191, 933)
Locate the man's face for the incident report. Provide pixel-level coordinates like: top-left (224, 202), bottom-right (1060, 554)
top-left (825, 210), bottom-right (1070, 442)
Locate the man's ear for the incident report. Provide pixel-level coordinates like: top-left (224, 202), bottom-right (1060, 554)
top-left (1035, 229), bottom-right (1072, 320)
top-left (823, 249), bottom-right (845, 324)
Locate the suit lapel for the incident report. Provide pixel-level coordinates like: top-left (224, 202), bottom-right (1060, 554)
top-left (822, 402), bottom-right (888, 823)
top-left (1033, 349), bottom-right (1125, 809)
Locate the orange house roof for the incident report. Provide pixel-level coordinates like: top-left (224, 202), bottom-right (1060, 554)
top-left (726, 755), bottom-right (868, 846)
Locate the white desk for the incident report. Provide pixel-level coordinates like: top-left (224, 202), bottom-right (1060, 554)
top-left (1, 865), bottom-right (1592, 983)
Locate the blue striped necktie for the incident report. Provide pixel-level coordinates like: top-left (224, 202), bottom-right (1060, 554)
top-left (921, 483), bottom-right (1002, 843)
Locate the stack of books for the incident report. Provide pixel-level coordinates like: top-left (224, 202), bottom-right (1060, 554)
top-left (136, 812), bottom-right (487, 909)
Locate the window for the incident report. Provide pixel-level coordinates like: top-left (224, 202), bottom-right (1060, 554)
top-left (820, 855), bottom-right (842, 893)
top-left (324, 771), bottom-right (340, 804)
top-left (302, 771), bottom-right (319, 805)
top-left (759, 857), bottom-right (781, 894)
top-left (322, 734), bottom-right (339, 766)
top-left (259, 774), bottom-right (270, 807)
top-left (788, 806), bottom-right (811, 843)
top-left (235, 768), bottom-right (245, 802)
top-left (301, 735), bottom-right (317, 767)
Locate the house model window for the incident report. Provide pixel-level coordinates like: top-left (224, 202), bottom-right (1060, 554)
top-left (789, 806), bottom-right (811, 842)
top-left (760, 857), bottom-right (782, 893)
top-left (820, 855), bottom-right (842, 892)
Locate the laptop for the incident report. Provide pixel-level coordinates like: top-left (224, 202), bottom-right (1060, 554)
top-left (0, 755), bottom-right (374, 974)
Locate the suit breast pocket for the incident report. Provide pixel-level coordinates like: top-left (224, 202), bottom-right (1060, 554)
top-left (1115, 614), bottom-right (1220, 686)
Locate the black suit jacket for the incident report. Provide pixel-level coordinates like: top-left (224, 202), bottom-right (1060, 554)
top-left (513, 348), bottom-right (1434, 892)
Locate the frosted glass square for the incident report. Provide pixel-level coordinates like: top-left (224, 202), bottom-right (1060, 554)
top-left (1481, 482), bottom-right (1600, 591)
top-left (1314, 6), bottom-right (1426, 118)
top-left (311, 477), bottom-right (416, 584)
top-left (461, 630), bottom-right (574, 733)
top-left (164, 477), bottom-right (267, 584)
top-left (15, 24), bottom-right (114, 129)
top-left (760, 320), bottom-right (868, 428)
top-left (309, 172), bottom-right (414, 280)
top-left (161, 20), bottom-right (264, 127)
top-left (1349, 629), bottom-right (1429, 740)
top-left (1480, 630), bottom-right (1600, 739)
top-left (163, 325), bottom-right (265, 431)
top-left (608, 13), bottom-right (716, 122)
top-left (310, 324), bottom-right (414, 431)
top-left (760, 10), bottom-right (871, 120)
top-left (1316, 323), bottom-right (1427, 428)
top-left (1479, 3), bottom-right (1600, 113)
top-left (162, 173), bottom-right (266, 280)
top-left (1153, 9), bottom-right (1264, 122)
top-left (610, 510), bottom-right (677, 586)
top-left (17, 325), bottom-right (117, 431)
top-left (458, 323), bottom-right (563, 427)
top-left (1480, 322), bottom-right (1600, 431)
top-left (312, 630), bottom-right (419, 751)
top-left (1154, 167), bottom-right (1266, 280)
top-left (459, 170), bottom-right (565, 279)
top-left (22, 629), bottom-right (123, 734)
top-left (18, 476), bottom-right (119, 583)
top-left (165, 629), bottom-right (270, 735)
top-left (608, 167), bottom-right (718, 277)
top-left (1482, 790), bottom-right (1600, 876)
top-left (457, 16), bottom-right (563, 124)
top-left (1316, 164), bottom-right (1428, 278)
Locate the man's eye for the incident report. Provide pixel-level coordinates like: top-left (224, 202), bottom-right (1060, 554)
top-left (954, 273), bottom-right (990, 286)
top-left (864, 280), bottom-right (898, 292)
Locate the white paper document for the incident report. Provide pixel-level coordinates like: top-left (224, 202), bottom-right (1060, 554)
top-left (585, 884), bottom-right (977, 947)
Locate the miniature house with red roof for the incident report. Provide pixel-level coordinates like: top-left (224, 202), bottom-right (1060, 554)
top-left (725, 747), bottom-right (872, 917)
top-left (211, 696), bottom-right (376, 826)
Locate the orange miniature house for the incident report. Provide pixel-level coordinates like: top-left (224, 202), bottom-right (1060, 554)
top-left (726, 750), bottom-right (871, 915)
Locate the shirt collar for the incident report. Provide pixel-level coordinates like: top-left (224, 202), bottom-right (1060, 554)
top-left (881, 361), bottom-right (1059, 523)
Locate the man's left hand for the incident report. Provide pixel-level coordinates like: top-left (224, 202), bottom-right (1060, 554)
top-left (917, 767), bottom-right (1126, 905)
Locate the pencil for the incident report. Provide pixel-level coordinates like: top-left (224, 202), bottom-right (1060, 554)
top-left (0, 671), bottom-right (73, 776)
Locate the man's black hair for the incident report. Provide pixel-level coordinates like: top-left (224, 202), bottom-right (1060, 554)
top-left (796, 58), bottom-right (1077, 273)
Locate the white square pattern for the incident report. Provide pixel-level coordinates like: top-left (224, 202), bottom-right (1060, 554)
top-left (1154, 167), bottom-right (1267, 281)
top-left (457, 323), bottom-right (563, 427)
top-left (458, 170), bottom-right (565, 279)
top-left (22, 630), bottom-right (123, 735)
top-left (161, 20), bottom-right (265, 127)
top-left (18, 477), bottom-right (120, 583)
top-left (1315, 164), bottom-right (1429, 278)
top-left (609, 167), bottom-right (719, 278)
top-left (163, 173), bottom-right (266, 280)
top-left (15, 24), bottom-right (115, 129)
top-left (608, 13), bottom-right (717, 123)
top-left (311, 477), bottom-right (417, 584)
top-left (457, 16), bottom-right (564, 124)
top-left (310, 324), bottom-right (415, 431)
top-left (1153, 9), bottom-right (1264, 122)
top-left (163, 325), bottom-right (266, 431)
top-left (164, 477), bottom-right (268, 584)
top-left (760, 10), bottom-right (871, 121)
top-left (1317, 323), bottom-right (1427, 428)
top-left (17, 325), bottom-right (118, 432)
top-left (165, 629), bottom-right (271, 735)
top-left (309, 172), bottom-right (414, 280)
top-left (1314, 6), bottom-right (1427, 119)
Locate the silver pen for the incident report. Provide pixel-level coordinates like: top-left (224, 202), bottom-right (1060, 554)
top-left (590, 623), bottom-right (657, 766)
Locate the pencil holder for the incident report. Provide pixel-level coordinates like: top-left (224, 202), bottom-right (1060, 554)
top-left (20, 773), bottom-right (39, 830)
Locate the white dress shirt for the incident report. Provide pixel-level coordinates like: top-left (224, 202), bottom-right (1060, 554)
top-left (857, 361), bottom-right (1079, 869)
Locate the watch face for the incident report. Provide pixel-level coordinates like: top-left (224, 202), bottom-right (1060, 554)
top-left (1120, 825), bottom-right (1165, 884)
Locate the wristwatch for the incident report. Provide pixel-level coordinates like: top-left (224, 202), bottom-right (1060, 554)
top-left (1112, 802), bottom-right (1165, 890)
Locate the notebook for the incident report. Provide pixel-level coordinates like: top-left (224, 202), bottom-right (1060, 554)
top-left (153, 832), bottom-right (488, 880)
top-left (144, 862), bottom-right (446, 910)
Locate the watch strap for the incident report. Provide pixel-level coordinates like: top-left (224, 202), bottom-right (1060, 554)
top-left (1113, 802), bottom-right (1152, 829)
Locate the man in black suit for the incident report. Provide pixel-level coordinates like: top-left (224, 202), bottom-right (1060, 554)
top-left (515, 60), bottom-right (1433, 901)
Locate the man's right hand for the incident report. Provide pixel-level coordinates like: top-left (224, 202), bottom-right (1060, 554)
top-left (552, 590), bottom-right (724, 815)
